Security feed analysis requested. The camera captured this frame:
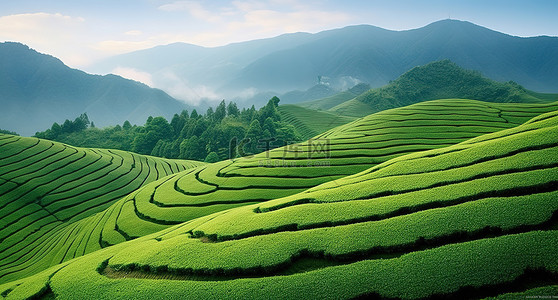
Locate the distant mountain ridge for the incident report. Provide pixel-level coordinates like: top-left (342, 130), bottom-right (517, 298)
top-left (328, 60), bottom-right (556, 117)
top-left (90, 19), bottom-right (558, 107)
top-left (0, 42), bottom-right (188, 136)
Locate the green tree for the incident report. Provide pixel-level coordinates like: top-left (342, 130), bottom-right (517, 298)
top-left (204, 151), bottom-right (220, 163)
top-left (180, 135), bottom-right (205, 160)
top-left (0, 129), bottom-right (19, 136)
top-left (34, 98), bottom-right (305, 161)
top-left (214, 100), bottom-right (226, 122)
top-left (132, 116), bottom-right (173, 154)
top-left (73, 113), bottom-right (90, 132)
top-left (151, 140), bottom-right (165, 156)
top-left (244, 119), bottom-right (262, 154)
top-left (241, 105), bottom-right (257, 122)
top-left (227, 101), bottom-right (240, 117)
top-left (190, 109), bottom-right (199, 119)
top-left (51, 122), bottom-right (62, 136)
top-left (263, 117), bottom-right (276, 136)
top-left (206, 107), bottom-right (214, 120)
top-left (276, 124), bottom-right (301, 146)
top-left (146, 117), bottom-right (173, 140)
top-left (170, 113), bottom-right (184, 138)
top-left (260, 96), bottom-right (281, 123)
top-left (61, 119), bottom-right (73, 133)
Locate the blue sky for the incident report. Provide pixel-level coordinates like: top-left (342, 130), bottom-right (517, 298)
top-left (0, 0), bottom-right (556, 68)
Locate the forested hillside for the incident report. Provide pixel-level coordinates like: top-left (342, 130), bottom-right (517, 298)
top-left (35, 97), bottom-right (301, 161)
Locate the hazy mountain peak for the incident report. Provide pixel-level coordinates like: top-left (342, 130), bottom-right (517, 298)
top-left (0, 42), bottom-right (187, 136)
top-left (88, 19), bottom-right (558, 106)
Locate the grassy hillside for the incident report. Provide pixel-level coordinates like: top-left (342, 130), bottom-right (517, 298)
top-left (325, 98), bottom-right (377, 118)
top-left (297, 83), bottom-right (371, 111)
top-left (2, 99), bottom-right (557, 286)
top-left (2, 106), bottom-right (557, 299)
top-left (0, 135), bottom-right (204, 283)
top-left (72, 99), bottom-right (558, 239)
top-left (527, 91), bottom-right (558, 102)
top-left (329, 60), bottom-right (553, 117)
top-left (277, 105), bottom-right (356, 139)
top-left (280, 84), bottom-right (337, 104)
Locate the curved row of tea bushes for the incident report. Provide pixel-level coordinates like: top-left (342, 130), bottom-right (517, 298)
top-left (0, 135), bottom-right (203, 283)
top-left (2, 108), bottom-right (557, 299)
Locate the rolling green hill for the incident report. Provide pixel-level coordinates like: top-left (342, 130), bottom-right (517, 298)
top-left (2, 104), bottom-right (557, 299)
top-left (325, 98), bottom-right (378, 118)
top-left (59, 99), bottom-right (558, 241)
top-left (277, 105), bottom-right (356, 139)
top-left (297, 83), bottom-right (371, 111)
top-left (280, 84), bottom-right (337, 104)
top-left (329, 60), bottom-right (557, 117)
top-left (2, 99), bottom-right (557, 286)
top-left (0, 135), bottom-right (203, 283)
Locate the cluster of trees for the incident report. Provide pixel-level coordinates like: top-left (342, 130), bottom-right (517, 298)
top-left (358, 60), bottom-right (531, 111)
top-left (0, 129), bottom-right (19, 135)
top-left (35, 97), bottom-right (301, 162)
top-left (36, 113), bottom-right (92, 139)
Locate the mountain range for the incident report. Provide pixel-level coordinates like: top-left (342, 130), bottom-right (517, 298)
top-left (2, 19), bottom-right (558, 136)
top-left (324, 60), bottom-right (556, 117)
top-left (90, 19), bottom-right (558, 106)
top-left (0, 42), bottom-right (188, 136)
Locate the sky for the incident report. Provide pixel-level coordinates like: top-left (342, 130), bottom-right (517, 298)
top-left (0, 0), bottom-right (557, 70)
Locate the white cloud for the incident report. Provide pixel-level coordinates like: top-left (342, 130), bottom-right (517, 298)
top-left (93, 32), bottom-right (197, 56)
top-left (95, 39), bottom-right (158, 55)
top-left (155, 70), bottom-right (221, 106)
top-left (231, 9), bottom-right (351, 34)
top-left (0, 13), bottom-right (91, 66)
top-left (158, 1), bottom-right (221, 22)
top-left (111, 67), bottom-right (154, 87)
top-left (108, 67), bottom-right (223, 106)
top-left (237, 87), bottom-right (258, 99)
top-left (232, 1), bottom-right (267, 12)
top-left (125, 30), bottom-right (143, 36)
top-left (155, 0), bottom-right (352, 47)
top-left (158, 1), bottom-right (195, 12)
top-left (0, 2), bottom-right (354, 69)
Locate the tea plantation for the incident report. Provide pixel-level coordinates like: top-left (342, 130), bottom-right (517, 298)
top-left (98, 99), bottom-right (558, 236)
top-left (1, 100), bottom-right (558, 299)
top-left (0, 136), bottom-right (204, 283)
top-left (277, 104), bottom-right (356, 139)
top-left (1, 103), bottom-right (557, 299)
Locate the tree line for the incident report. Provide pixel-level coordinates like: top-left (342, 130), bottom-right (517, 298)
top-left (35, 97), bottom-right (301, 162)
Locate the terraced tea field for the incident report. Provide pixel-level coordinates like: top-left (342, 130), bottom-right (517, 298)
top-left (1, 104), bottom-right (557, 299)
top-left (0, 135), bottom-right (203, 283)
top-left (327, 97), bottom-right (378, 117)
top-left (82, 99), bottom-right (558, 239)
top-left (278, 104), bottom-right (356, 139)
top-left (2, 99), bottom-right (557, 287)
